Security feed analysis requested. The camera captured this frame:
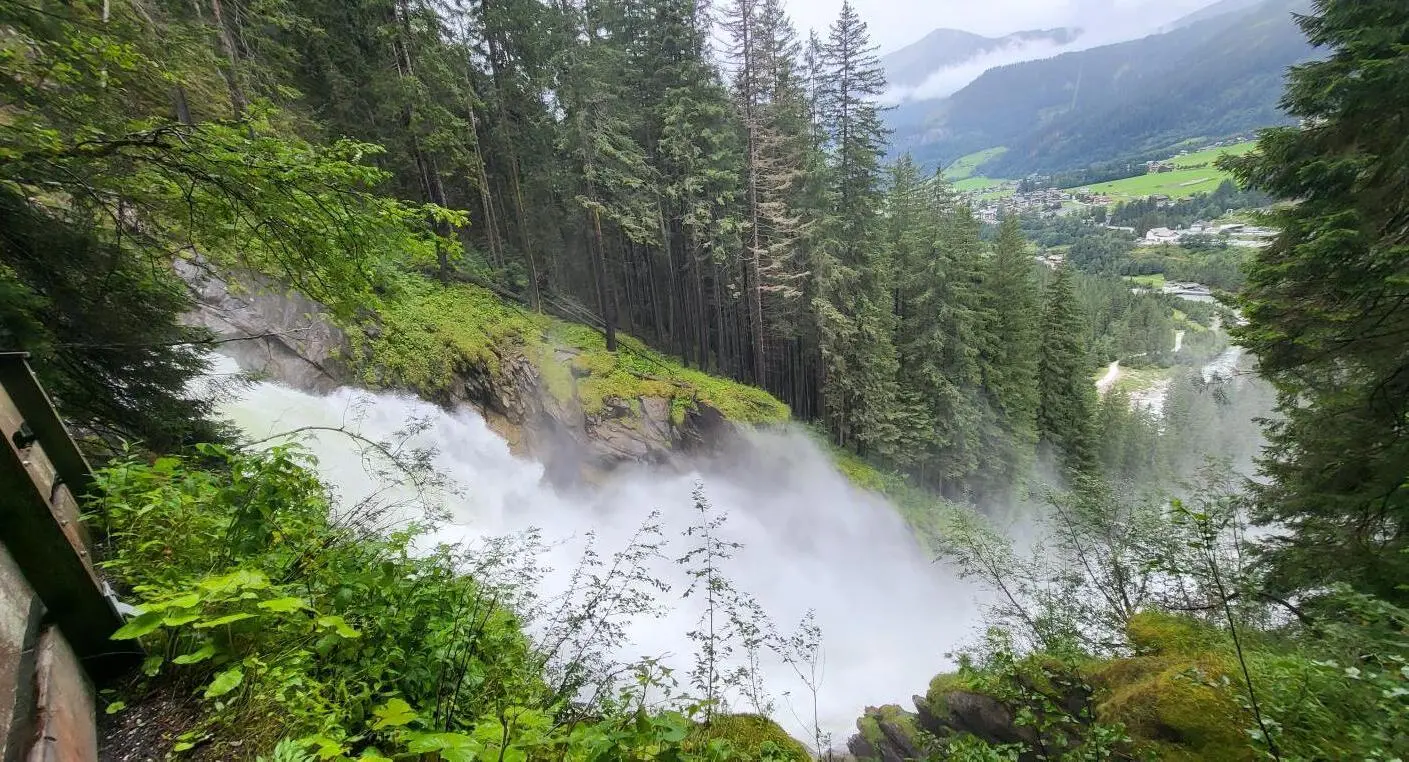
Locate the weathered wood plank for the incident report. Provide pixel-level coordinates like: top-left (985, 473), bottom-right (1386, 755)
top-left (0, 355), bottom-right (94, 501)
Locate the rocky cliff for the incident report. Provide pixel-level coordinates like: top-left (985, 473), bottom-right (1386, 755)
top-left (179, 263), bottom-right (780, 484)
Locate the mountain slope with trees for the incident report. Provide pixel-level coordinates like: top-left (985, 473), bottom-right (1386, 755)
top-left (891, 0), bottom-right (1315, 174)
top-left (852, 3), bottom-right (1409, 759)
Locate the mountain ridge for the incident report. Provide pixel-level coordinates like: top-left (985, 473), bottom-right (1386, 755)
top-left (882, 26), bottom-right (1081, 91)
top-left (887, 0), bottom-right (1315, 176)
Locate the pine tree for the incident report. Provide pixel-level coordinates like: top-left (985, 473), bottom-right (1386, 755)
top-left (888, 161), bottom-right (990, 492)
top-left (1220, 0), bottom-right (1409, 602)
top-left (1037, 264), bottom-right (1097, 475)
top-left (886, 156), bottom-right (943, 468)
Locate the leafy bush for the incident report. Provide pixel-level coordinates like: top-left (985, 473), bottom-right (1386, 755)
top-left (95, 444), bottom-right (816, 760)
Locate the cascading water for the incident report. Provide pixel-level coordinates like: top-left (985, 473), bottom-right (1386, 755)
top-left (205, 356), bottom-right (977, 745)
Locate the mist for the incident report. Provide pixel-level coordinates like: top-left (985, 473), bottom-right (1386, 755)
top-left (206, 356), bottom-right (979, 746)
top-left (883, 36), bottom-right (1080, 103)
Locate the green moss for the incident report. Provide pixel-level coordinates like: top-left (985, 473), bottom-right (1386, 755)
top-left (361, 278), bottom-right (789, 425)
top-left (824, 439), bottom-right (972, 550)
top-left (1090, 654), bottom-right (1251, 761)
top-left (688, 714), bottom-right (811, 761)
top-left (857, 704), bottom-right (922, 752)
top-left (927, 671), bottom-right (977, 699)
top-left (1126, 612), bottom-right (1223, 656)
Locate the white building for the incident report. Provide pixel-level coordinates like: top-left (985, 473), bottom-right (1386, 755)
top-left (1144, 227), bottom-right (1181, 245)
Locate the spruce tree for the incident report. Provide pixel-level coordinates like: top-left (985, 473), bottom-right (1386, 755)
top-left (1220, 0), bottom-right (1409, 601)
top-left (812, 0), bottom-right (900, 456)
top-left (977, 215), bottom-right (1042, 495)
top-left (1037, 264), bottom-right (1097, 475)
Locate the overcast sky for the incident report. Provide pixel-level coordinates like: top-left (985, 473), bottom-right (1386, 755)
top-left (786, 0), bottom-right (1227, 55)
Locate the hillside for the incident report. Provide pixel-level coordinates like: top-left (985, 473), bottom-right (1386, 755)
top-left (890, 0), bottom-right (1314, 175)
top-left (1070, 140), bottom-right (1257, 201)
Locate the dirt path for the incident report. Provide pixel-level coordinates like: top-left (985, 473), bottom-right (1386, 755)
top-left (1096, 360), bottom-right (1121, 395)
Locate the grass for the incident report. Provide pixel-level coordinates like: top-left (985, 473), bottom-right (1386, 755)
top-left (1067, 141), bottom-right (1257, 202)
top-left (1169, 141), bottom-right (1257, 169)
top-left (826, 436), bottom-right (971, 550)
top-left (1113, 365), bottom-right (1175, 396)
top-left (1125, 274), bottom-right (1167, 289)
top-left (946, 147), bottom-right (1014, 200)
top-left (953, 176), bottom-right (1010, 194)
top-left (945, 147), bottom-right (1009, 181)
top-left (360, 277), bottom-right (790, 426)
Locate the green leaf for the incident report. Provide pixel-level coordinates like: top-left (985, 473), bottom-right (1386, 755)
top-left (199, 568), bottom-right (270, 594)
top-left (105, 701), bottom-right (126, 715)
top-left (310, 737), bottom-right (346, 761)
top-left (111, 611), bottom-right (163, 640)
top-left (203, 666), bottom-right (244, 698)
top-left (372, 697), bottom-right (417, 729)
top-left (162, 610), bottom-right (201, 627)
top-left (172, 741), bottom-right (195, 752)
top-left (141, 655), bottom-right (163, 677)
top-left (405, 732), bottom-right (480, 762)
top-left (256, 596), bottom-right (307, 613)
top-left (148, 592), bottom-right (200, 611)
top-left (316, 615), bottom-right (360, 639)
top-left (172, 643), bottom-right (217, 665)
top-left (194, 612), bottom-right (255, 629)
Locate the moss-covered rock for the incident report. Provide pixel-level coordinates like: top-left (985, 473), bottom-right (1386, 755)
top-left (1126, 611), bottom-right (1224, 656)
top-left (1088, 654), bottom-right (1251, 761)
top-left (364, 279), bottom-right (788, 425)
top-left (849, 704), bottom-right (926, 761)
top-left (351, 278), bottom-right (789, 481)
top-left (687, 714), bottom-right (812, 761)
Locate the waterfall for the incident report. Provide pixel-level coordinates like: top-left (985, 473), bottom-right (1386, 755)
top-left (205, 356), bottom-right (977, 744)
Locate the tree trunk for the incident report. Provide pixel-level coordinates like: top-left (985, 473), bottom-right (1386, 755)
top-left (589, 208), bottom-right (618, 351)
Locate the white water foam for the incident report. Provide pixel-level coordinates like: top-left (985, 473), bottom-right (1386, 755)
top-left (206, 356), bottom-right (978, 745)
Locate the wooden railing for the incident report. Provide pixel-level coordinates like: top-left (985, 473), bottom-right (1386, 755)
top-left (0, 352), bottom-right (139, 761)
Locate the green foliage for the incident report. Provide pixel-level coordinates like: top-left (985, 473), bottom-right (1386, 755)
top-left (975, 215), bottom-right (1042, 497)
top-left (96, 445), bottom-right (819, 760)
top-left (0, 0), bottom-right (453, 447)
top-left (95, 444), bottom-right (542, 755)
top-left (0, 188), bottom-right (220, 448)
top-left (1220, 0), bottom-right (1409, 604)
top-left (1037, 266), bottom-right (1097, 474)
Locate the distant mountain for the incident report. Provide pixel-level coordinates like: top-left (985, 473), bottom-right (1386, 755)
top-left (888, 0), bottom-right (1316, 177)
top-left (882, 27), bottom-right (1080, 91)
top-left (1165, 0), bottom-right (1269, 30)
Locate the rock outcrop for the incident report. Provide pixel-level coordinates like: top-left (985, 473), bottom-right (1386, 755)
top-left (177, 258), bottom-right (353, 394)
top-left (849, 670), bottom-right (1094, 761)
top-left (180, 264), bottom-right (736, 483)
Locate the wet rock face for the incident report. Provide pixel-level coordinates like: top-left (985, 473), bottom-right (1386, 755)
top-left (918, 690), bottom-right (1040, 750)
top-left (182, 265), bottom-right (731, 483)
top-left (177, 259), bottom-right (353, 393)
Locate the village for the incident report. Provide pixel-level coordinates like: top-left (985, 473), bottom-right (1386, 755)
top-left (1137, 221), bottom-right (1278, 247)
top-left (965, 134), bottom-right (1261, 225)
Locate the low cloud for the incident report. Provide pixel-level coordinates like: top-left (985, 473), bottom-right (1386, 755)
top-left (882, 36), bottom-right (1080, 104)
